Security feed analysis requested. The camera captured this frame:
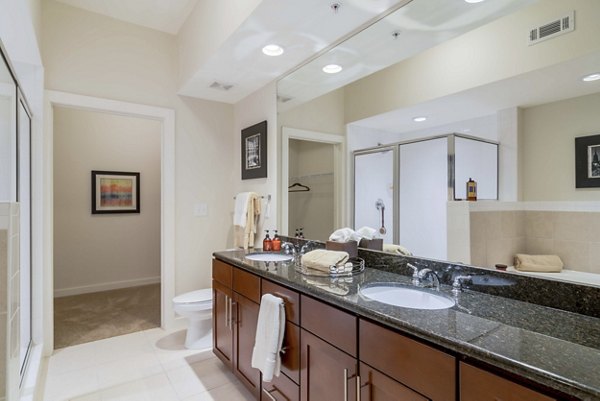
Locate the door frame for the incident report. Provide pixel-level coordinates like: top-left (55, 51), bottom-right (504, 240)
top-left (280, 127), bottom-right (345, 237)
top-left (43, 90), bottom-right (176, 355)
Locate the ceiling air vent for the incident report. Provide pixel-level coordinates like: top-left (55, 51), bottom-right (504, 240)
top-left (209, 81), bottom-right (233, 91)
top-left (528, 11), bottom-right (574, 46)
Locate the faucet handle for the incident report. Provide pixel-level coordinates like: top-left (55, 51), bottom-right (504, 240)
top-left (452, 275), bottom-right (473, 295)
top-left (281, 242), bottom-right (297, 255)
top-left (406, 263), bottom-right (419, 278)
top-left (300, 241), bottom-right (319, 255)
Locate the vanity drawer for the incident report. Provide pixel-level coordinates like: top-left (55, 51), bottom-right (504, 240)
top-left (233, 267), bottom-right (261, 303)
top-left (212, 259), bottom-right (232, 287)
top-left (359, 319), bottom-right (455, 401)
top-left (301, 295), bottom-right (356, 357)
top-left (262, 279), bottom-right (300, 325)
top-left (460, 363), bottom-right (556, 401)
top-left (261, 370), bottom-right (299, 401)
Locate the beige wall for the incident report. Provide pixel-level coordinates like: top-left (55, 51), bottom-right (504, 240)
top-left (345, 0), bottom-right (600, 123)
top-left (53, 107), bottom-right (161, 296)
top-left (278, 88), bottom-right (346, 136)
top-left (42, 1), bottom-right (235, 295)
top-left (522, 92), bottom-right (600, 201)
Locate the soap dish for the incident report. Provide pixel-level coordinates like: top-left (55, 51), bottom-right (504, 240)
top-left (295, 257), bottom-right (365, 277)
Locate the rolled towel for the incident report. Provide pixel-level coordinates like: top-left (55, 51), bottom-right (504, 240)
top-left (514, 254), bottom-right (563, 273)
top-left (301, 249), bottom-right (349, 273)
top-left (356, 226), bottom-right (378, 240)
top-left (382, 243), bottom-right (412, 256)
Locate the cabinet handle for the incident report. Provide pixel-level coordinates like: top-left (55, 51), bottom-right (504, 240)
top-left (230, 300), bottom-right (236, 326)
top-left (224, 295), bottom-right (229, 328)
top-left (343, 368), bottom-right (349, 401)
top-left (356, 375), bottom-right (361, 401)
top-left (263, 388), bottom-right (277, 401)
top-left (262, 386), bottom-right (290, 401)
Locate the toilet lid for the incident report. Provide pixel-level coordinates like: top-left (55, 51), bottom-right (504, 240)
top-left (173, 288), bottom-right (212, 304)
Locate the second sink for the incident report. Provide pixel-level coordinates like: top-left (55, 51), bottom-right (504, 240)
top-left (360, 283), bottom-right (455, 310)
top-left (244, 253), bottom-right (294, 262)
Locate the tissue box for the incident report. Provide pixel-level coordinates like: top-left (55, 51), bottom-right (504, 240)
top-left (359, 238), bottom-right (383, 251)
top-left (326, 241), bottom-right (358, 258)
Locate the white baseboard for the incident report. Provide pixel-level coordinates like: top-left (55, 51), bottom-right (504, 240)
top-left (54, 276), bottom-right (161, 298)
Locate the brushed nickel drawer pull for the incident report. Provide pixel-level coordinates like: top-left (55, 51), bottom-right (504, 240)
top-left (343, 368), bottom-right (349, 401)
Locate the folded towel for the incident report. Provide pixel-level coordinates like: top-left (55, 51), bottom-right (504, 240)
top-left (382, 243), bottom-right (413, 256)
top-left (233, 192), bottom-right (251, 227)
top-left (329, 227), bottom-right (362, 243)
top-left (251, 294), bottom-right (285, 382)
top-left (514, 254), bottom-right (563, 272)
top-left (356, 226), bottom-right (378, 240)
top-left (301, 249), bottom-right (349, 272)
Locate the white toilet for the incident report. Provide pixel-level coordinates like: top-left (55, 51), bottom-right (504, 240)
top-left (173, 288), bottom-right (213, 350)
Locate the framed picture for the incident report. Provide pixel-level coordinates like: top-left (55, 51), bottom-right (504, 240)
top-left (91, 170), bottom-right (140, 214)
top-left (241, 120), bottom-right (267, 180)
top-left (575, 134), bottom-right (600, 188)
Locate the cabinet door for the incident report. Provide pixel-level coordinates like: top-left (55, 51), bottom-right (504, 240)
top-left (301, 329), bottom-right (357, 401)
top-left (460, 363), bottom-right (556, 401)
top-left (213, 280), bottom-right (233, 367)
top-left (233, 292), bottom-right (261, 398)
top-left (360, 363), bottom-right (428, 401)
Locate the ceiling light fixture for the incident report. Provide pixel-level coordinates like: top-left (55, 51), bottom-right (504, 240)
top-left (322, 64), bottom-right (343, 74)
top-left (413, 116), bottom-right (427, 122)
top-left (262, 44), bottom-right (284, 57)
top-left (464, 0), bottom-right (485, 3)
top-left (582, 73), bottom-right (600, 82)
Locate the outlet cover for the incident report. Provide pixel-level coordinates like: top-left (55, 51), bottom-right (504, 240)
top-left (194, 203), bottom-right (208, 216)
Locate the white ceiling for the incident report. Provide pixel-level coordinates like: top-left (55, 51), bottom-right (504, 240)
top-left (55, 0), bottom-right (199, 34)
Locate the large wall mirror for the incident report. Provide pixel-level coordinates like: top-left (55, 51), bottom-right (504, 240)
top-left (277, 0), bottom-right (600, 286)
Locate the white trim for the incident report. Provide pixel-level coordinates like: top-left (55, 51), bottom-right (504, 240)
top-left (53, 276), bottom-right (161, 298)
top-left (280, 127), bottom-right (345, 236)
top-left (43, 90), bottom-right (176, 357)
top-left (464, 200), bottom-right (600, 212)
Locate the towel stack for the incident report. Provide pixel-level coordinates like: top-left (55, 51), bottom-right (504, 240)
top-left (514, 254), bottom-right (563, 272)
top-left (233, 192), bottom-right (261, 249)
top-left (382, 243), bottom-right (412, 256)
top-left (301, 249), bottom-right (349, 273)
top-left (328, 226), bottom-right (379, 242)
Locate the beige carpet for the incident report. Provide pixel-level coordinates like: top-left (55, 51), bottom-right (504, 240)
top-left (54, 283), bottom-right (161, 349)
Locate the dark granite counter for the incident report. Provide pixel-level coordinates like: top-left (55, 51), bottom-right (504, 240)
top-left (213, 248), bottom-right (600, 401)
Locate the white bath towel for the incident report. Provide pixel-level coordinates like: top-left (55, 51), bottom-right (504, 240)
top-left (251, 294), bottom-right (285, 382)
top-left (356, 226), bottom-right (378, 240)
top-left (233, 192), bottom-right (251, 227)
top-left (329, 227), bottom-right (362, 242)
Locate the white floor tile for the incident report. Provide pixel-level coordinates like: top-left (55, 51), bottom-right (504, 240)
top-left (47, 341), bottom-right (99, 375)
top-left (165, 358), bottom-right (236, 400)
top-left (94, 331), bottom-right (155, 365)
top-left (100, 373), bottom-right (180, 401)
top-left (96, 353), bottom-right (163, 388)
top-left (182, 382), bottom-right (255, 401)
top-left (70, 393), bottom-right (103, 401)
top-left (43, 365), bottom-right (100, 401)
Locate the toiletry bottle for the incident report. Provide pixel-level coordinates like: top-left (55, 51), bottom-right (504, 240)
top-left (263, 230), bottom-right (272, 251)
top-left (272, 230), bottom-right (281, 251)
top-left (466, 178), bottom-right (477, 201)
top-left (298, 228), bottom-right (305, 239)
top-left (295, 229), bottom-right (300, 238)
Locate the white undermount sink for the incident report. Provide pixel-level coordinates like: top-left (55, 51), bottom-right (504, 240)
top-left (244, 253), bottom-right (294, 262)
top-left (360, 284), bottom-right (455, 310)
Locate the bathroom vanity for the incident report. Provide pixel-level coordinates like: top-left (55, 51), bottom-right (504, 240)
top-left (212, 248), bottom-right (600, 401)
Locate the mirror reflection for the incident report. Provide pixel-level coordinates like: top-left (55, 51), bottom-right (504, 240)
top-left (277, 0), bottom-right (600, 286)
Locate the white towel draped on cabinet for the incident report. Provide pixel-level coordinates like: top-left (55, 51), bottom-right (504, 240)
top-left (251, 294), bottom-right (285, 382)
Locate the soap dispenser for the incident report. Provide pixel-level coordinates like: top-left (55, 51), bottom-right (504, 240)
top-left (272, 230), bottom-right (281, 251)
top-left (263, 230), bottom-right (273, 251)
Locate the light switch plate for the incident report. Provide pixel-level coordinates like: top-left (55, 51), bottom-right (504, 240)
top-left (194, 202), bottom-right (208, 216)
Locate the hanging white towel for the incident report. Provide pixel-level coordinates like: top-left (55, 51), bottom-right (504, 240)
top-left (251, 294), bottom-right (285, 382)
top-left (233, 192), bottom-right (251, 227)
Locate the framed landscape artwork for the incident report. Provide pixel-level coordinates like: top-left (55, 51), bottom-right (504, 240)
top-left (575, 134), bottom-right (600, 188)
top-left (241, 120), bottom-right (267, 180)
top-left (91, 170), bottom-right (140, 214)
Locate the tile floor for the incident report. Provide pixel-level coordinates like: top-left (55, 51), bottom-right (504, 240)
top-left (42, 328), bottom-right (255, 401)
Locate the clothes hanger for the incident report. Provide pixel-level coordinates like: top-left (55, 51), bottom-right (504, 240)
top-left (288, 182), bottom-right (310, 192)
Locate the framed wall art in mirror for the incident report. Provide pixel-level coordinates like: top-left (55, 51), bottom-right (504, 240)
top-left (241, 120), bottom-right (267, 180)
top-left (575, 134), bottom-right (600, 188)
top-left (91, 170), bottom-right (140, 214)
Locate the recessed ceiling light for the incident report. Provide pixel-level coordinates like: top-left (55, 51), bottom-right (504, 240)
top-left (465, 0), bottom-right (485, 3)
top-left (413, 116), bottom-right (427, 122)
top-left (322, 64), bottom-right (342, 74)
top-left (262, 44), bottom-right (284, 57)
top-left (582, 73), bottom-right (600, 82)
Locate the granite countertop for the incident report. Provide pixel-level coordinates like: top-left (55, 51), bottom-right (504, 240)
top-left (214, 249), bottom-right (600, 401)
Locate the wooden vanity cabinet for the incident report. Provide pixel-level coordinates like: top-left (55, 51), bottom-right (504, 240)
top-left (212, 260), bottom-right (233, 368)
top-left (459, 362), bottom-right (556, 401)
top-left (359, 319), bottom-right (456, 401)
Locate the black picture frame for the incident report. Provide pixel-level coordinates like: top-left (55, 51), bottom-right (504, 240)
top-left (575, 134), bottom-right (600, 188)
top-left (91, 170), bottom-right (140, 214)
top-left (241, 120), bottom-right (267, 180)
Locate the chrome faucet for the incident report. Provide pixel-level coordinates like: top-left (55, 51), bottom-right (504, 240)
top-left (406, 263), bottom-right (420, 286)
top-left (300, 241), bottom-right (319, 255)
top-left (416, 268), bottom-right (440, 291)
top-left (452, 275), bottom-right (473, 295)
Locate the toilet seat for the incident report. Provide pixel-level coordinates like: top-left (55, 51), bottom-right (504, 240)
top-left (173, 289), bottom-right (212, 305)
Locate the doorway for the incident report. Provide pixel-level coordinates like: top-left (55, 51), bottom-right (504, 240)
top-left (44, 91), bottom-right (175, 354)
